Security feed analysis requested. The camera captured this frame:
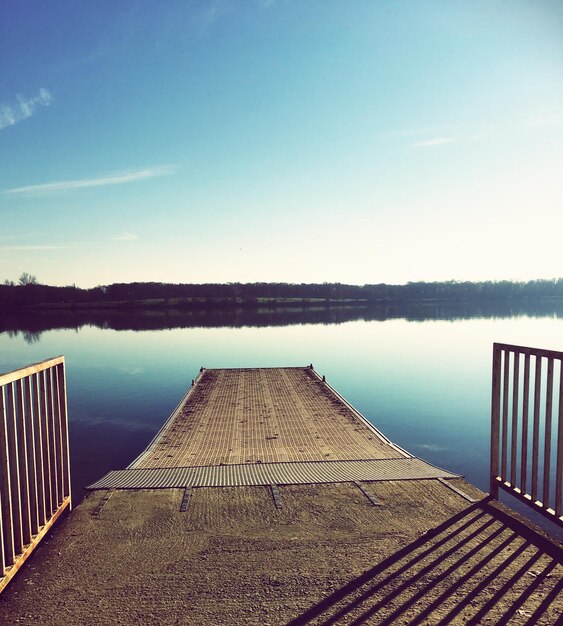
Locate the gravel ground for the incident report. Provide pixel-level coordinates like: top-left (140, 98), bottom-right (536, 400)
top-left (0, 479), bottom-right (561, 625)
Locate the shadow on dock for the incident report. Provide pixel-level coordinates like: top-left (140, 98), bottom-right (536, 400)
top-left (288, 498), bottom-right (563, 625)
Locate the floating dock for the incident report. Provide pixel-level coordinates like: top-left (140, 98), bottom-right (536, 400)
top-left (91, 367), bottom-right (457, 490)
top-left (0, 366), bottom-right (561, 625)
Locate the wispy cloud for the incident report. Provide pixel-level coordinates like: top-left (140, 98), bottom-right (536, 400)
top-left (0, 233), bottom-right (37, 242)
top-left (119, 366), bottom-right (146, 376)
top-left (111, 232), bottom-right (138, 241)
top-left (376, 125), bottom-right (451, 139)
top-left (525, 113), bottom-right (562, 128)
top-left (0, 234), bottom-right (139, 253)
top-left (413, 137), bottom-right (455, 148)
top-left (204, 2), bottom-right (229, 24)
top-left (381, 109), bottom-right (563, 148)
top-left (0, 88), bottom-right (53, 131)
top-left (0, 244), bottom-right (72, 252)
top-left (412, 443), bottom-right (447, 452)
top-left (4, 165), bottom-right (176, 196)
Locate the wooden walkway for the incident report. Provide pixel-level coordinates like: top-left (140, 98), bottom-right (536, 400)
top-left (90, 367), bottom-right (457, 490)
top-left (0, 366), bottom-right (561, 625)
top-left (130, 367), bottom-right (407, 468)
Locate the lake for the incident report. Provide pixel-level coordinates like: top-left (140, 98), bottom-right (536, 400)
top-left (1, 305), bottom-right (562, 537)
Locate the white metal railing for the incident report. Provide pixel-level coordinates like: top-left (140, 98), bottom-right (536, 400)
top-left (490, 343), bottom-right (563, 527)
top-left (0, 356), bottom-right (71, 592)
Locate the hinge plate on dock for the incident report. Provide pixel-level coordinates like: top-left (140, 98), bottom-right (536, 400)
top-left (180, 486), bottom-right (193, 512)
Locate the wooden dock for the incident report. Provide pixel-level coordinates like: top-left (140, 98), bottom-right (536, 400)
top-left (0, 366), bottom-right (561, 624)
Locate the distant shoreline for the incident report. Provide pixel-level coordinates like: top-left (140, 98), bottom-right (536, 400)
top-left (5, 294), bottom-right (563, 311)
top-left (3, 279), bottom-right (563, 311)
top-left (4, 296), bottom-right (370, 310)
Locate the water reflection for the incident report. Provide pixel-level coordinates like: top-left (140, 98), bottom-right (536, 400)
top-left (2, 297), bottom-right (563, 343)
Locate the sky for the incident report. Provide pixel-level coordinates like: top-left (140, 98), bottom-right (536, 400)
top-left (1, 0), bottom-right (562, 288)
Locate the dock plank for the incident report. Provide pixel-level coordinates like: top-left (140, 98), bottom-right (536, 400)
top-left (131, 368), bottom-right (404, 469)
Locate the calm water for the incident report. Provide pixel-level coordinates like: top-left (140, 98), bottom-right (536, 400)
top-left (1, 307), bottom-right (562, 536)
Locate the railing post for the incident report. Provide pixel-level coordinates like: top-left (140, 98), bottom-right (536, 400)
top-left (38, 371), bottom-right (53, 519)
top-left (56, 363), bottom-right (72, 508)
top-left (23, 377), bottom-right (39, 536)
top-left (46, 370), bottom-right (59, 511)
top-left (31, 373), bottom-right (47, 528)
top-left (510, 352), bottom-right (520, 486)
top-left (0, 387), bottom-right (15, 569)
top-left (531, 356), bottom-right (542, 503)
top-left (556, 364), bottom-right (563, 518)
top-left (490, 343), bottom-right (501, 499)
top-left (520, 354), bottom-right (530, 493)
top-left (14, 379), bottom-right (32, 546)
top-left (543, 358), bottom-right (554, 510)
top-left (5, 384), bottom-right (23, 556)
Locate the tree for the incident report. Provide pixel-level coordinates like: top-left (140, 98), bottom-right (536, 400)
top-left (19, 272), bottom-right (38, 286)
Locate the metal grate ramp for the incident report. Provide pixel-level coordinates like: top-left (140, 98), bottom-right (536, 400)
top-left (87, 457), bottom-right (460, 490)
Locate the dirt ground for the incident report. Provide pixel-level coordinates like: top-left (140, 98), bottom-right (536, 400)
top-left (0, 479), bottom-right (561, 625)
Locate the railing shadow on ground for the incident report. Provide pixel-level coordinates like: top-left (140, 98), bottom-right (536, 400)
top-left (287, 498), bottom-right (563, 626)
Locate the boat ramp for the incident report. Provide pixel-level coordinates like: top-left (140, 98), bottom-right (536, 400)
top-left (0, 360), bottom-right (561, 624)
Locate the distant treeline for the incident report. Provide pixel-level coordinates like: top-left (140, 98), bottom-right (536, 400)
top-left (2, 279), bottom-right (563, 309)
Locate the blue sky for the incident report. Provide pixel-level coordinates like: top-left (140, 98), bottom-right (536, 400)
top-left (1, 1), bottom-right (562, 287)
